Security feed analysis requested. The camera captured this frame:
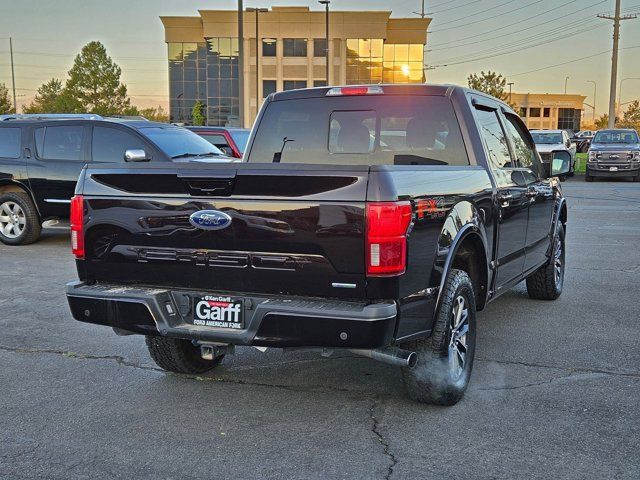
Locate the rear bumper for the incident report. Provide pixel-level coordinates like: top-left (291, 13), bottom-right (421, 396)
top-left (66, 281), bottom-right (397, 348)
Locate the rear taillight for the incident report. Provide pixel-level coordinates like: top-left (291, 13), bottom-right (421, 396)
top-left (366, 202), bottom-right (413, 276)
top-left (70, 195), bottom-right (85, 259)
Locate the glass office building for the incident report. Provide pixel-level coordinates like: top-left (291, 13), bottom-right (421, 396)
top-left (161, 7), bottom-right (430, 126)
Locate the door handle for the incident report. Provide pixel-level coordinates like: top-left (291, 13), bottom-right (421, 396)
top-left (526, 187), bottom-right (537, 198)
top-left (497, 193), bottom-right (513, 202)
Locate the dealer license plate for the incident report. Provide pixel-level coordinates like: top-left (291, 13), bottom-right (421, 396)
top-left (191, 295), bottom-right (244, 329)
top-left (609, 167), bottom-right (618, 172)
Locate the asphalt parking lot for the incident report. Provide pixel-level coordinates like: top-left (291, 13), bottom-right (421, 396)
top-left (1, 177), bottom-right (639, 480)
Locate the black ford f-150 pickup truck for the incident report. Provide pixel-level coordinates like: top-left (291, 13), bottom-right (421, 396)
top-left (66, 85), bottom-right (570, 405)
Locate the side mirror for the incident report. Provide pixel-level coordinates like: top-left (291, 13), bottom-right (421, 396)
top-left (550, 150), bottom-right (571, 177)
top-left (124, 149), bottom-right (150, 162)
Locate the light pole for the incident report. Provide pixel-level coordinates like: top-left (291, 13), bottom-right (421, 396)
top-left (246, 7), bottom-right (268, 119)
top-left (586, 80), bottom-right (596, 122)
top-left (238, 0), bottom-right (244, 127)
top-left (318, 0), bottom-right (330, 85)
top-left (618, 77), bottom-right (640, 112)
top-left (507, 82), bottom-right (514, 104)
top-left (564, 76), bottom-right (570, 94)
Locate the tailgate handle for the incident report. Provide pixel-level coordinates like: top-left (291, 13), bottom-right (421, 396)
top-left (178, 171), bottom-right (237, 196)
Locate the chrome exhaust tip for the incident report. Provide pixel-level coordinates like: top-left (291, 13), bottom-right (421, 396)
top-left (348, 346), bottom-right (417, 368)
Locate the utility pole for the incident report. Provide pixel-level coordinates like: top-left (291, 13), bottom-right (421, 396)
top-left (9, 37), bottom-right (17, 113)
top-left (413, 0), bottom-right (427, 18)
top-left (238, 0), bottom-right (244, 127)
top-left (318, 0), bottom-right (330, 85)
top-left (507, 82), bottom-right (514, 104)
top-left (598, 0), bottom-right (637, 128)
top-left (564, 76), bottom-right (570, 94)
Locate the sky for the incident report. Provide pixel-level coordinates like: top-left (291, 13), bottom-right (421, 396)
top-left (0, 0), bottom-right (639, 116)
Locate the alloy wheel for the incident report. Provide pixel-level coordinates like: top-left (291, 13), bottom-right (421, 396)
top-left (553, 234), bottom-right (564, 289)
top-left (0, 201), bottom-right (26, 239)
top-left (448, 295), bottom-right (469, 379)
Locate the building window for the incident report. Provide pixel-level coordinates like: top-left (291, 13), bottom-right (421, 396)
top-left (543, 107), bottom-right (551, 118)
top-left (262, 38), bottom-right (276, 57)
top-left (283, 38), bottom-right (307, 57)
top-left (283, 80), bottom-right (307, 91)
top-left (313, 80), bottom-right (327, 87)
top-left (558, 108), bottom-right (581, 132)
top-left (519, 107), bottom-right (527, 117)
top-left (529, 107), bottom-right (541, 117)
top-left (381, 43), bottom-right (423, 83)
top-left (346, 38), bottom-right (383, 84)
top-left (263, 80), bottom-right (277, 98)
top-left (206, 37), bottom-right (240, 126)
top-left (314, 39), bottom-right (327, 57)
top-left (168, 41), bottom-right (208, 123)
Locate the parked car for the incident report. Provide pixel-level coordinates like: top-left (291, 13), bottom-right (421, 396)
top-left (571, 130), bottom-right (595, 153)
top-left (65, 84), bottom-right (570, 405)
top-left (187, 126), bottom-right (250, 159)
top-left (0, 114), bottom-right (232, 245)
top-left (530, 129), bottom-right (576, 177)
top-left (586, 129), bottom-right (640, 182)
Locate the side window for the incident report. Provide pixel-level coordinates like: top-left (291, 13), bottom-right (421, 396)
top-left (36, 126), bottom-right (84, 161)
top-left (475, 108), bottom-right (513, 171)
top-left (92, 126), bottom-right (146, 162)
top-left (200, 133), bottom-right (232, 155)
top-left (0, 128), bottom-right (21, 158)
top-left (503, 113), bottom-right (539, 171)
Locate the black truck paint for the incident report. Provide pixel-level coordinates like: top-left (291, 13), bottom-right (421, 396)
top-left (65, 85), bottom-right (569, 404)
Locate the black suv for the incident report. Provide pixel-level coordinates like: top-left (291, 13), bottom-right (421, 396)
top-left (0, 114), bottom-right (231, 245)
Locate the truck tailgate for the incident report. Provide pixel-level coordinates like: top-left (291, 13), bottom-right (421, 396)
top-left (78, 163), bottom-right (369, 299)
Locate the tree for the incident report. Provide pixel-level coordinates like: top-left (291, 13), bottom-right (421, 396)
top-left (594, 114), bottom-right (610, 129)
top-left (23, 78), bottom-right (81, 113)
top-left (139, 105), bottom-right (169, 123)
top-left (467, 71), bottom-right (510, 103)
top-left (191, 100), bottom-right (205, 126)
top-left (618, 100), bottom-right (640, 129)
top-left (0, 83), bottom-right (14, 114)
top-left (65, 41), bottom-right (131, 115)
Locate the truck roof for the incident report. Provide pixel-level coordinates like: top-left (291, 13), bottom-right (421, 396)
top-left (269, 83), bottom-right (464, 102)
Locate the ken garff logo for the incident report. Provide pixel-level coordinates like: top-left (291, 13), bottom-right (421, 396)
top-left (189, 210), bottom-right (232, 230)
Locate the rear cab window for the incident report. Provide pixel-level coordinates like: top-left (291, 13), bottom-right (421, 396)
top-left (247, 95), bottom-right (469, 166)
top-left (0, 127), bottom-right (21, 158)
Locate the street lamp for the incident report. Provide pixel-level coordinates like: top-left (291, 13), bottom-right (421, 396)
top-left (318, 0), bottom-right (330, 85)
top-left (618, 77), bottom-right (640, 110)
top-left (246, 7), bottom-right (268, 117)
top-left (564, 76), bottom-right (570, 94)
top-left (507, 82), bottom-right (514, 104)
top-left (586, 80), bottom-right (596, 122)
top-left (238, 0), bottom-right (244, 127)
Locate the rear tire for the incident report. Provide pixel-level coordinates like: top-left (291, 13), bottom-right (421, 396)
top-left (145, 336), bottom-right (224, 374)
top-left (401, 269), bottom-right (476, 406)
top-left (0, 192), bottom-right (41, 245)
top-left (526, 224), bottom-right (565, 300)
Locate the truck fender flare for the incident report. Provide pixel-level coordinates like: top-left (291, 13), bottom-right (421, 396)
top-left (547, 196), bottom-right (567, 256)
top-left (431, 202), bottom-right (490, 313)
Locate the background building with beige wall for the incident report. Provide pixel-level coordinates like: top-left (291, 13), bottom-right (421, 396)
top-left (511, 92), bottom-right (586, 132)
top-left (161, 7), bottom-right (430, 126)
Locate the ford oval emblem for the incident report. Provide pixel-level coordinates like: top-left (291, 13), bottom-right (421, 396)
top-left (189, 210), bottom-right (232, 230)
